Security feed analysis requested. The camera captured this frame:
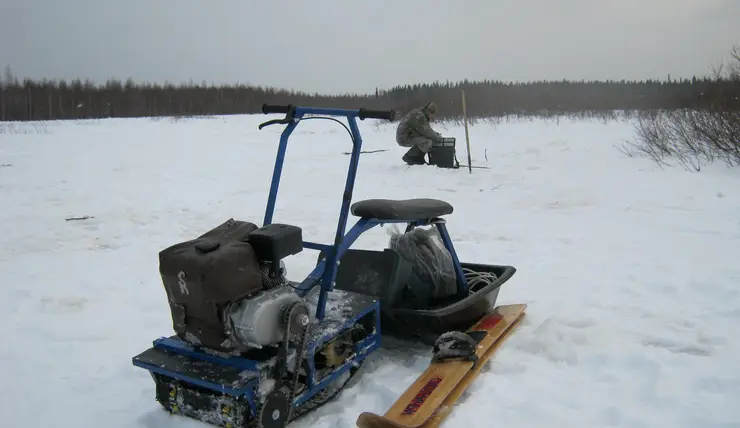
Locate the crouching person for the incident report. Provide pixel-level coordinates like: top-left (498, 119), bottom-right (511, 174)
top-left (396, 102), bottom-right (444, 165)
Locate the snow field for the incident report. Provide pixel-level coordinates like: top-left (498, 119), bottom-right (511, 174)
top-left (0, 113), bottom-right (738, 428)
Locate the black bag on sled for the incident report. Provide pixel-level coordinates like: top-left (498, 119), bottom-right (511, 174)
top-left (158, 218), bottom-right (264, 352)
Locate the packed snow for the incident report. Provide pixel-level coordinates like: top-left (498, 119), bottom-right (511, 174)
top-left (1, 113), bottom-right (739, 428)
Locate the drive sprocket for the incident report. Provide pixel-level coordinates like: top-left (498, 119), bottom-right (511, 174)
top-left (255, 391), bottom-right (291, 428)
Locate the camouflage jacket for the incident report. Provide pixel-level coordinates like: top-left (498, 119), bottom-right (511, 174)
top-left (395, 107), bottom-right (442, 145)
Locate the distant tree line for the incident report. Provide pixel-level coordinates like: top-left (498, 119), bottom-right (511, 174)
top-left (0, 64), bottom-right (737, 123)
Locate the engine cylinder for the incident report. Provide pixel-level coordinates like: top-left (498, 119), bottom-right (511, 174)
top-left (225, 285), bottom-right (303, 349)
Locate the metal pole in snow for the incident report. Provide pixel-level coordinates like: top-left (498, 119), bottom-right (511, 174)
top-left (461, 90), bottom-right (472, 174)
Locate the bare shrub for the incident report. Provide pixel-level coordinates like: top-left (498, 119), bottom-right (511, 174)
top-left (0, 121), bottom-right (50, 135)
top-left (631, 45), bottom-right (740, 170)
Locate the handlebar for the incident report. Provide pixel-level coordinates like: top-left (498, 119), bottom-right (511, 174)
top-left (262, 104), bottom-right (292, 115)
top-left (260, 104), bottom-right (396, 121)
top-left (358, 108), bottom-right (395, 121)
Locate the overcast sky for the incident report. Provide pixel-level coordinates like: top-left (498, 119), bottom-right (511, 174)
top-left (1, 0), bottom-right (738, 94)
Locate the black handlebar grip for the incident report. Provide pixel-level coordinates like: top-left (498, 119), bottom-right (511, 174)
top-left (358, 108), bottom-right (396, 121)
top-left (261, 104), bottom-right (292, 114)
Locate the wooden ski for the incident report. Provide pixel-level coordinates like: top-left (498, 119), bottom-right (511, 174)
top-left (356, 304), bottom-right (526, 428)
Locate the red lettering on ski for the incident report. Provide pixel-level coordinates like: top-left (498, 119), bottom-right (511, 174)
top-left (401, 377), bottom-right (442, 415)
top-left (476, 313), bottom-right (503, 330)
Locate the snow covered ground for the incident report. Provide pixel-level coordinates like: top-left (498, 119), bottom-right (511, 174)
top-left (1, 113), bottom-right (739, 428)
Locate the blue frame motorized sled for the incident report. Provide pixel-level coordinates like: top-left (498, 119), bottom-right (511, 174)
top-left (130, 104), bottom-right (518, 428)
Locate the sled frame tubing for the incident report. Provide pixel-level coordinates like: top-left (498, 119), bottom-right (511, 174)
top-left (298, 216), bottom-right (470, 317)
top-left (261, 106), bottom-right (367, 321)
top-left (261, 106), bottom-right (468, 321)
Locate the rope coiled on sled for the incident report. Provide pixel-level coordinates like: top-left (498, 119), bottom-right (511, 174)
top-left (462, 267), bottom-right (498, 291)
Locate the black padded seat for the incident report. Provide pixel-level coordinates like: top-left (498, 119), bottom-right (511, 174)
top-left (350, 198), bottom-right (453, 221)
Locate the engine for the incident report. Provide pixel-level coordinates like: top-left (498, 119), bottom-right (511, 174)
top-left (157, 218), bottom-right (304, 353)
top-left (223, 265), bottom-right (303, 349)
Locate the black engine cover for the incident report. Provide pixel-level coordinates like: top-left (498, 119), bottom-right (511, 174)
top-left (158, 218), bottom-right (264, 351)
